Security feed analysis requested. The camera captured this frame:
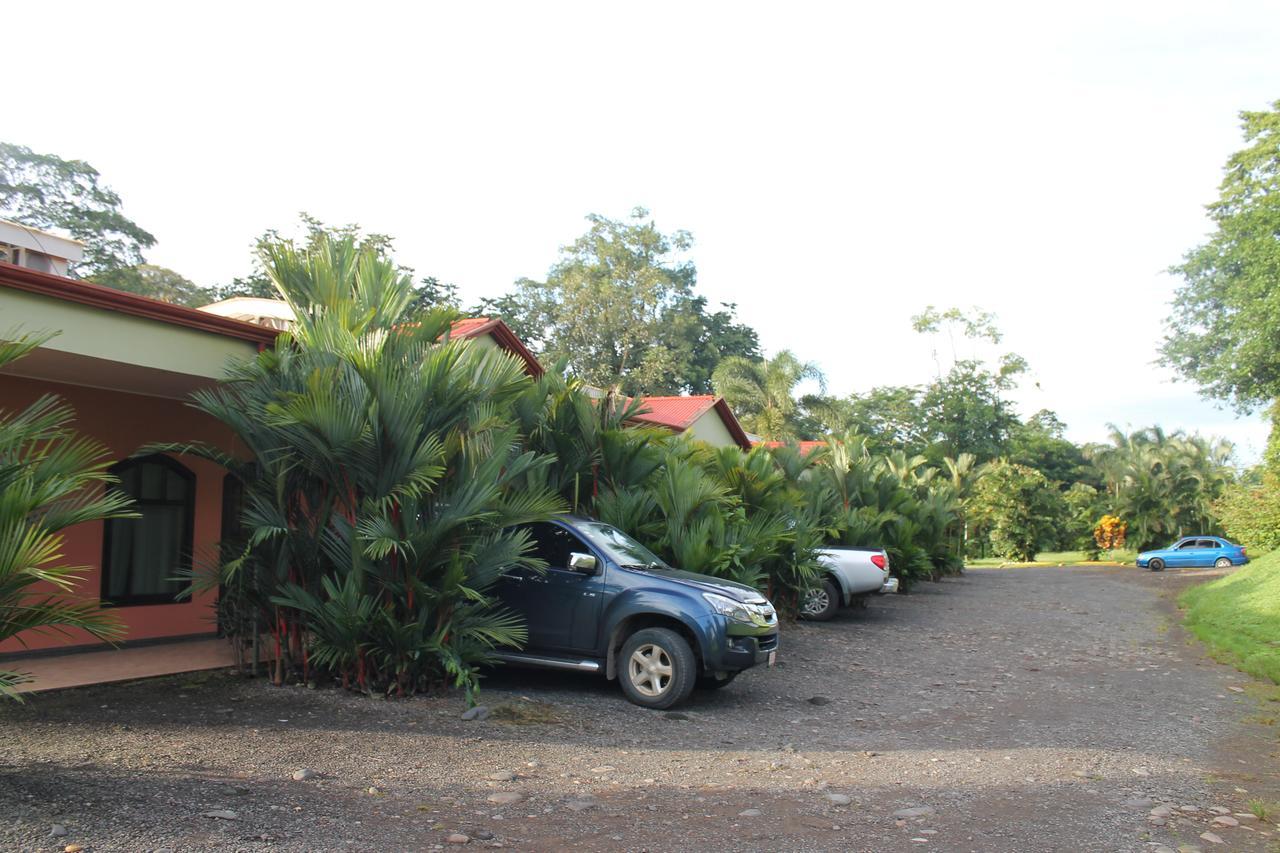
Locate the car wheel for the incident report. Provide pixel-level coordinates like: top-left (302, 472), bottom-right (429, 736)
top-left (697, 672), bottom-right (738, 690)
top-left (1148, 558), bottom-right (1165, 572)
top-left (800, 578), bottom-right (841, 621)
top-left (1214, 557), bottom-right (1232, 568)
top-left (618, 627), bottom-right (697, 710)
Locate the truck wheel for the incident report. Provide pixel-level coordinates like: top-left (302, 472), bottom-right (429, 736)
top-left (618, 628), bottom-right (697, 709)
top-left (697, 672), bottom-right (738, 690)
top-left (800, 578), bottom-right (841, 621)
top-left (1148, 558), bottom-right (1164, 572)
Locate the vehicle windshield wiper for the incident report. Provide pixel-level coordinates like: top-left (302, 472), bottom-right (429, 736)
top-left (620, 561), bottom-right (664, 571)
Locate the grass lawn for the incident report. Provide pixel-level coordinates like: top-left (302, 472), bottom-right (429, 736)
top-left (966, 549), bottom-right (1136, 568)
top-left (1180, 549), bottom-right (1280, 685)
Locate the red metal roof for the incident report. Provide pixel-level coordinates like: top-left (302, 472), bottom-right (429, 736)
top-left (631, 395), bottom-right (752, 451)
top-left (447, 317), bottom-right (543, 377)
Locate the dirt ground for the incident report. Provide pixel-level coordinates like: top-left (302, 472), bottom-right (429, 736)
top-left (3, 565), bottom-right (1279, 852)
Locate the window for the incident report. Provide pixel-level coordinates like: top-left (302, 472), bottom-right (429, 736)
top-left (526, 522), bottom-right (590, 571)
top-left (101, 455), bottom-right (195, 606)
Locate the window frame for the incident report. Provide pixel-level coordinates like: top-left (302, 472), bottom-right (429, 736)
top-left (100, 454), bottom-right (196, 607)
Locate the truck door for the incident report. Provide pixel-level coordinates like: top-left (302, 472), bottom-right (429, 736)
top-left (495, 522), bottom-right (605, 654)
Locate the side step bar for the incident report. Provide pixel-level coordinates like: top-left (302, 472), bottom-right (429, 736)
top-left (492, 652), bottom-right (602, 673)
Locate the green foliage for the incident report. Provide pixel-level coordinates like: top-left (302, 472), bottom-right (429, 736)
top-left (0, 141), bottom-right (155, 276)
top-left (969, 460), bottom-right (1061, 562)
top-left (156, 232), bottom-right (561, 700)
top-left (714, 350), bottom-right (825, 441)
top-left (91, 265), bottom-right (211, 308)
top-left (487, 208), bottom-right (760, 395)
top-left (0, 332), bottom-right (133, 699)
top-left (1162, 100), bottom-right (1280, 411)
top-left (1181, 549), bottom-right (1280, 685)
top-left (1084, 426), bottom-right (1234, 551)
top-left (919, 360), bottom-right (1021, 464)
top-left (1009, 410), bottom-right (1090, 487)
top-left (1214, 475), bottom-right (1280, 552)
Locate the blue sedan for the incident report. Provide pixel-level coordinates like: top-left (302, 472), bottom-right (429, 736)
top-left (1136, 537), bottom-right (1248, 571)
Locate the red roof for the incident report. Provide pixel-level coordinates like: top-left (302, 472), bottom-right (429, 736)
top-left (631, 395), bottom-right (752, 451)
top-left (0, 262), bottom-right (281, 346)
top-left (447, 317), bottom-right (543, 377)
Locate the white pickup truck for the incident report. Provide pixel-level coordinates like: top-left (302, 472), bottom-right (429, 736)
top-left (801, 546), bottom-right (898, 621)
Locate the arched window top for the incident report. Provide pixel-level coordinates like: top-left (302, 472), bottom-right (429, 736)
top-left (111, 454), bottom-right (195, 503)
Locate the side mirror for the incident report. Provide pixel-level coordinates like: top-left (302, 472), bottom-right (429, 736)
top-left (568, 552), bottom-right (598, 574)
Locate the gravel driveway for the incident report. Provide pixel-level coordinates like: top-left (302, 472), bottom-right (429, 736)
top-left (3, 566), bottom-right (1278, 852)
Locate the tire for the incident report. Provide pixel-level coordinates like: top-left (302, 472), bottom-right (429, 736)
top-left (618, 627), bottom-right (697, 709)
top-left (697, 672), bottom-right (738, 690)
top-left (1148, 558), bottom-right (1165, 572)
top-left (800, 578), bottom-right (841, 621)
top-left (1214, 557), bottom-right (1231, 568)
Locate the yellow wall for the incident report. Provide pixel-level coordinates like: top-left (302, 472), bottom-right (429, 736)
top-left (0, 289), bottom-right (259, 379)
top-left (687, 409), bottom-right (739, 449)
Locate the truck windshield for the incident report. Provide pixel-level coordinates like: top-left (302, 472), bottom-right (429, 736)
top-left (577, 521), bottom-right (670, 570)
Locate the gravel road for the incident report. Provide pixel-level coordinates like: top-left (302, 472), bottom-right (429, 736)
top-left (3, 566), bottom-right (1278, 852)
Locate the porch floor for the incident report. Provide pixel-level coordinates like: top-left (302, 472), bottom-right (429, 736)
top-left (11, 637), bottom-right (236, 693)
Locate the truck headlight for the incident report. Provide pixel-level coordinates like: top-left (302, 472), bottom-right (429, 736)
top-left (702, 593), bottom-right (753, 624)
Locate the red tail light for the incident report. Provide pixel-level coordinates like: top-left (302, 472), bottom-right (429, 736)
top-left (871, 554), bottom-right (886, 570)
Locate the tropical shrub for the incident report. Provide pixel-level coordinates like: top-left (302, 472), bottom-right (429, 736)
top-left (1093, 514), bottom-right (1128, 552)
top-left (1213, 476), bottom-right (1280, 552)
top-left (0, 333), bottom-right (133, 699)
top-left (156, 235), bottom-right (560, 700)
top-left (969, 460), bottom-right (1059, 562)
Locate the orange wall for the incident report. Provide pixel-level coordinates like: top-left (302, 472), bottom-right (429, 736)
top-left (0, 375), bottom-right (237, 653)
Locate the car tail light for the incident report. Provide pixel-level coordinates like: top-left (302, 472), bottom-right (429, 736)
top-left (871, 554), bottom-right (886, 570)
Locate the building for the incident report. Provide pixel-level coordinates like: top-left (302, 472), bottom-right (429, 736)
top-left (0, 259), bottom-right (278, 660)
top-left (629, 395), bottom-right (753, 451)
top-left (0, 219), bottom-right (85, 277)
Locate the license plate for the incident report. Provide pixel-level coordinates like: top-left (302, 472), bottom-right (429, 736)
top-left (767, 650), bottom-right (777, 668)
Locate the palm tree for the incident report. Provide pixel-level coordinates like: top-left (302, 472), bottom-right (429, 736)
top-left (152, 234), bottom-right (561, 699)
top-left (713, 351), bottom-right (825, 441)
top-left (0, 332), bottom-right (133, 699)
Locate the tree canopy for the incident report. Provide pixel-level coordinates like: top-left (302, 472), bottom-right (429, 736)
top-left (489, 208), bottom-right (759, 395)
top-left (1162, 101), bottom-right (1280, 411)
top-left (0, 142), bottom-right (155, 277)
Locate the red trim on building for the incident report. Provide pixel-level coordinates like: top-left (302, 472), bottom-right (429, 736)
top-left (448, 317), bottom-right (544, 377)
top-left (0, 263), bottom-right (281, 345)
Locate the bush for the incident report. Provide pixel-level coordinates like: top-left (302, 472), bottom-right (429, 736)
top-left (1213, 476), bottom-right (1280, 552)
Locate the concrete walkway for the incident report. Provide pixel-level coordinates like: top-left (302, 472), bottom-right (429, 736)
top-left (9, 637), bottom-right (236, 693)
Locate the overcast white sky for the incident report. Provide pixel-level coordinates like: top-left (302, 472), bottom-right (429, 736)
top-left (10, 2), bottom-right (1279, 462)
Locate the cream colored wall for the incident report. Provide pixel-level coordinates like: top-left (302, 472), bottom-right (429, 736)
top-left (0, 289), bottom-right (259, 379)
top-left (687, 409), bottom-right (739, 449)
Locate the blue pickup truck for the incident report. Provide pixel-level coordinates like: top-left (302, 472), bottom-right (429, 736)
top-left (493, 515), bottom-right (779, 709)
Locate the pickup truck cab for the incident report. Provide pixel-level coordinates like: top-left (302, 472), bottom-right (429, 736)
top-left (493, 515), bottom-right (779, 709)
top-left (801, 546), bottom-right (898, 621)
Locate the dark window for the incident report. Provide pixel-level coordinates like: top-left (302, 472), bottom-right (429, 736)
top-left (1197, 539), bottom-right (1220, 549)
top-left (527, 522), bottom-right (589, 571)
top-left (101, 455), bottom-right (195, 606)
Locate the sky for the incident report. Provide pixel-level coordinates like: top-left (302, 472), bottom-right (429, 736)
top-left (9, 1), bottom-right (1280, 463)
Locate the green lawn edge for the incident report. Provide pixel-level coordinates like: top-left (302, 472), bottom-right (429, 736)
top-left (1178, 550), bottom-right (1280, 686)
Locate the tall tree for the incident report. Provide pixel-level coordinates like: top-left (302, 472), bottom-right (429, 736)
top-left (92, 264), bottom-right (212, 308)
top-left (0, 142), bottom-right (155, 277)
top-left (496, 208), bottom-right (758, 395)
top-left (714, 350), bottom-right (825, 441)
top-left (1162, 101), bottom-right (1280, 410)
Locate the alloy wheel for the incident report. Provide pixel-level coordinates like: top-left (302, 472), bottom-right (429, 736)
top-left (628, 644), bottom-right (673, 697)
